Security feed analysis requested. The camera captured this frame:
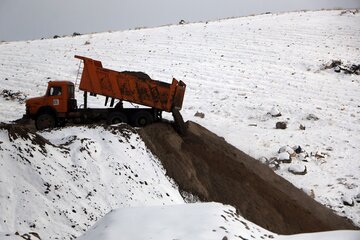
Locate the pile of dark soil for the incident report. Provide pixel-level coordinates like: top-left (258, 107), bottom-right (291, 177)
top-left (139, 121), bottom-right (357, 234)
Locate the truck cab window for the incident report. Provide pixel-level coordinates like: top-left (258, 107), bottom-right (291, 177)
top-left (50, 86), bottom-right (62, 96)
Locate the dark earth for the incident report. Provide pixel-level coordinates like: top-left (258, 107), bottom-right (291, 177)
top-left (139, 121), bottom-right (358, 234)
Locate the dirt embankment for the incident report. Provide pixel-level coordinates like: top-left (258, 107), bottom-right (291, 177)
top-left (139, 121), bottom-right (357, 234)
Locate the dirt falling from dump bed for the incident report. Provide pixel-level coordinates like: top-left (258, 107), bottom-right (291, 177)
top-left (139, 121), bottom-right (358, 234)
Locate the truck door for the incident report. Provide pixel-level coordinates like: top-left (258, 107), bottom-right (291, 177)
top-left (48, 86), bottom-right (67, 113)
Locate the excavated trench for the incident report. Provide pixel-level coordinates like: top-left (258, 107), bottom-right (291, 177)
top-left (139, 121), bottom-right (357, 234)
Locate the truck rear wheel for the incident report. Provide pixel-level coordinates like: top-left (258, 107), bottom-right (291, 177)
top-left (35, 113), bottom-right (56, 130)
top-left (132, 110), bottom-right (153, 127)
top-left (107, 112), bottom-right (128, 125)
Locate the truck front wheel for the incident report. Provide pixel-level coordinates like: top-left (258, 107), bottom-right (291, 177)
top-left (35, 114), bottom-right (56, 130)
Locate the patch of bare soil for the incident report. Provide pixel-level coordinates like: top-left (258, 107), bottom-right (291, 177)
top-left (139, 121), bottom-right (358, 234)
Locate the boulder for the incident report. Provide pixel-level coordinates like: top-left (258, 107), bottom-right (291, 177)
top-left (269, 106), bottom-right (281, 117)
top-left (306, 114), bottom-right (319, 121)
top-left (194, 111), bottom-right (205, 118)
top-left (342, 195), bottom-right (355, 207)
top-left (278, 152), bottom-right (291, 163)
top-left (278, 146), bottom-right (295, 156)
top-left (293, 145), bottom-right (302, 154)
top-left (288, 164), bottom-right (307, 175)
top-left (276, 122), bottom-right (287, 129)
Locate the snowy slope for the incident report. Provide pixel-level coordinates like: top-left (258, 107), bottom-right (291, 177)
top-left (78, 203), bottom-right (360, 240)
top-left (0, 9), bottom-right (359, 238)
top-left (0, 124), bottom-right (184, 239)
top-left (78, 202), bottom-right (276, 240)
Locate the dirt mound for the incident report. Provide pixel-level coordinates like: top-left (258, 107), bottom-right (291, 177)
top-left (139, 121), bottom-right (358, 234)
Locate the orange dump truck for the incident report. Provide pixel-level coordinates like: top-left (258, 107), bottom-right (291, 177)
top-left (25, 55), bottom-right (186, 130)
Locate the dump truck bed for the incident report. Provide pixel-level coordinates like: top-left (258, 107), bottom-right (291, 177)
top-left (75, 55), bottom-right (186, 112)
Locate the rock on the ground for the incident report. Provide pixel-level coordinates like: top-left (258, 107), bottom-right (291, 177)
top-left (298, 152), bottom-right (309, 162)
top-left (342, 195), bottom-right (355, 207)
top-left (302, 188), bottom-right (315, 199)
top-left (292, 145), bottom-right (302, 154)
top-left (306, 114), bottom-right (319, 121)
top-left (259, 157), bottom-right (268, 164)
top-left (269, 106), bottom-right (281, 117)
top-left (278, 152), bottom-right (291, 163)
top-left (279, 146), bottom-right (295, 156)
top-left (354, 193), bottom-right (360, 203)
top-left (276, 121), bottom-right (287, 129)
top-left (288, 164), bottom-right (307, 175)
top-left (194, 111), bottom-right (205, 118)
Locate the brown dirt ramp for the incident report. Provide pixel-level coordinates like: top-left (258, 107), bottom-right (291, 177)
top-left (139, 121), bottom-right (357, 234)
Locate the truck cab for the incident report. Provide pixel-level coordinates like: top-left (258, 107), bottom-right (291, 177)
top-left (25, 81), bottom-right (77, 129)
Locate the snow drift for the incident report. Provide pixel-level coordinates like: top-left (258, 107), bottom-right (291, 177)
top-left (0, 123), bottom-right (184, 239)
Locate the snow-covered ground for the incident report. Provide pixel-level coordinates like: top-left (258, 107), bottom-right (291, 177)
top-left (0, 125), bottom-right (184, 239)
top-left (77, 202), bottom-right (360, 240)
top-left (0, 8), bottom-right (359, 239)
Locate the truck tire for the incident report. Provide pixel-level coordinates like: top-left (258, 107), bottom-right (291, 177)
top-left (35, 113), bottom-right (56, 130)
top-left (131, 110), bottom-right (153, 127)
top-left (107, 112), bottom-right (128, 125)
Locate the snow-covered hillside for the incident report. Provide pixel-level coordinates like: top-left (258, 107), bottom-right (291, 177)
top-left (0, 9), bottom-right (359, 239)
top-left (77, 202), bottom-right (360, 240)
top-left (0, 124), bottom-right (184, 239)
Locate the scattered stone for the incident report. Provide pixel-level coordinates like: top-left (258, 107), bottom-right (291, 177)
top-left (346, 64), bottom-right (360, 75)
top-left (322, 59), bottom-right (360, 75)
top-left (326, 147), bottom-right (333, 151)
top-left (323, 60), bottom-right (342, 70)
top-left (303, 188), bottom-right (315, 198)
top-left (29, 232), bottom-right (41, 240)
top-left (306, 114), bottom-right (319, 121)
top-left (0, 89), bottom-right (27, 103)
top-left (194, 111), bottom-right (205, 118)
top-left (269, 106), bottom-right (281, 117)
top-left (354, 193), bottom-right (360, 203)
top-left (292, 145), bottom-right (302, 154)
top-left (299, 124), bottom-right (306, 130)
top-left (342, 195), bottom-right (354, 206)
top-left (267, 157), bottom-right (280, 170)
top-left (315, 151), bottom-right (326, 159)
top-left (53, 35), bottom-right (60, 39)
top-left (72, 32), bottom-right (81, 36)
top-left (260, 156), bottom-right (281, 170)
top-left (278, 146), bottom-right (295, 156)
top-left (275, 121), bottom-right (287, 129)
top-left (179, 19), bottom-right (186, 25)
top-left (278, 152), bottom-right (291, 163)
top-left (259, 157), bottom-right (268, 164)
top-left (288, 164), bottom-right (307, 175)
top-left (84, 41), bottom-right (91, 45)
top-left (298, 152), bottom-right (309, 162)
